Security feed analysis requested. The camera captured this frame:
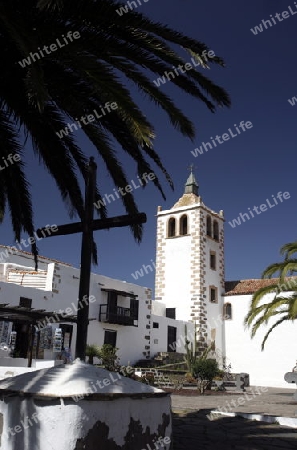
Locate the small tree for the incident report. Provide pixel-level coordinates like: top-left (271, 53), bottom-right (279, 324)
top-left (193, 358), bottom-right (220, 394)
top-left (98, 344), bottom-right (119, 371)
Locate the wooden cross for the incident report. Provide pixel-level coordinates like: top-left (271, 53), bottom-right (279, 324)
top-left (36, 157), bottom-right (146, 360)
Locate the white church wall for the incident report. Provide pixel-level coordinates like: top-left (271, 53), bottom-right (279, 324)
top-left (224, 294), bottom-right (297, 388)
top-left (150, 315), bottom-right (194, 356)
top-left (206, 296), bottom-right (225, 365)
top-left (204, 234), bottom-right (224, 362)
top-left (163, 233), bottom-right (192, 321)
top-left (194, 206), bottom-right (224, 356)
top-left (204, 239), bottom-right (222, 292)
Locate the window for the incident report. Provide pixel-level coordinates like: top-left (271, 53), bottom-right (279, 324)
top-left (206, 216), bottom-right (212, 237)
top-left (180, 215), bottom-right (188, 235)
top-left (104, 330), bottom-right (117, 347)
top-left (213, 221), bottom-right (219, 241)
top-left (19, 297), bottom-right (32, 308)
top-left (210, 286), bottom-right (218, 303)
top-left (166, 308), bottom-right (176, 319)
top-left (153, 322), bottom-right (159, 328)
top-left (130, 298), bottom-right (139, 321)
top-left (210, 251), bottom-right (216, 270)
top-left (167, 326), bottom-right (177, 352)
top-left (107, 291), bottom-right (117, 316)
top-left (168, 218), bottom-right (176, 237)
top-left (223, 303), bottom-right (232, 320)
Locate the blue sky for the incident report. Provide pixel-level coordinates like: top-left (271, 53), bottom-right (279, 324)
top-left (2, 0), bottom-right (297, 293)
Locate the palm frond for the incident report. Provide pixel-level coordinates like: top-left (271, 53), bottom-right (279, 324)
top-left (251, 309), bottom-right (288, 339)
top-left (262, 263), bottom-right (283, 279)
top-left (261, 315), bottom-right (290, 350)
top-left (246, 239), bottom-right (297, 346)
top-left (280, 241), bottom-right (297, 259)
top-left (250, 283), bottom-right (279, 310)
top-left (0, 111), bottom-right (38, 266)
top-left (0, 0), bottom-right (231, 254)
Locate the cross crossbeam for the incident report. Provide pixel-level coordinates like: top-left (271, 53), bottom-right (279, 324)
top-left (36, 213), bottom-right (146, 238)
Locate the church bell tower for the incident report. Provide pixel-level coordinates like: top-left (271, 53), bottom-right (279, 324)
top-left (154, 169), bottom-right (225, 352)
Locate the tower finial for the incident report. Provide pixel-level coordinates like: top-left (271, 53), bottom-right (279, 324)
top-left (188, 163), bottom-right (195, 174)
top-left (185, 165), bottom-right (199, 196)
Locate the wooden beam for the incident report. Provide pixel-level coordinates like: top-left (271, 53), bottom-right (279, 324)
top-left (27, 324), bottom-right (34, 368)
top-left (75, 157), bottom-right (96, 360)
top-left (35, 213), bottom-right (147, 238)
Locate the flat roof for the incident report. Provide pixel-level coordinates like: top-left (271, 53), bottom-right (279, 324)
top-left (101, 288), bottom-right (138, 298)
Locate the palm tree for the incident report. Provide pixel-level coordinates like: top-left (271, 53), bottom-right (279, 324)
top-left (0, 0), bottom-right (230, 265)
top-left (245, 241), bottom-right (297, 349)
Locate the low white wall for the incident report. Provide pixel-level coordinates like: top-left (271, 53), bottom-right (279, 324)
top-left (0, 395), bottom-right (172, 450)
top-left (0, 361), bottom-right (61, 380)
top-left (224, 294), bottom-right (297, 388)
top-left (0, 358), bottom-right (33, 368)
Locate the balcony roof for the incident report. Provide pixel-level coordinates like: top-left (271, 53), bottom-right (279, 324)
top-left (0, 303), bottom-right (77, 324)
top-left (101, 288), bottom-right (138, 298)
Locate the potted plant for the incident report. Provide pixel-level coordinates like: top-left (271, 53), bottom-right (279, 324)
top-left (213, 370), bottom-right (225, 390)
top-left (86, 344), bottom-right (101, 365)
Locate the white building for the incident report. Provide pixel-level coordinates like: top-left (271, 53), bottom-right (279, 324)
top-left (223, 280), bottom-right (297, 388)
top-left (0, 170), bottom-right (295, 388)
top-left (154, 170), bottom-right (297, 388)
top-left (0, 246), bottom-right (193, 379)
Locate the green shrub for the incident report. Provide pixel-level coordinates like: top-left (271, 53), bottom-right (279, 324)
top-left (139, 372), bottom-right (155, 385)
top-left (193, 358), bottom-right (219, 394)
top-left (99, 344), bottom-right (119, 371)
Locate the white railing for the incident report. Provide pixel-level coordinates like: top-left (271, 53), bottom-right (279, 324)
top-left (6, 269), bottom-right (47, 290)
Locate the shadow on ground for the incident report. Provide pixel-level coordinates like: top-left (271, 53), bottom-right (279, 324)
top-left (172, 409), bottom-right (297, 450)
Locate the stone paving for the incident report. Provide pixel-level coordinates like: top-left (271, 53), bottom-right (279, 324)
top-left (171, 387), bottom-right (297, 450)
top-left (172, 387), bottom-right (297, 417)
